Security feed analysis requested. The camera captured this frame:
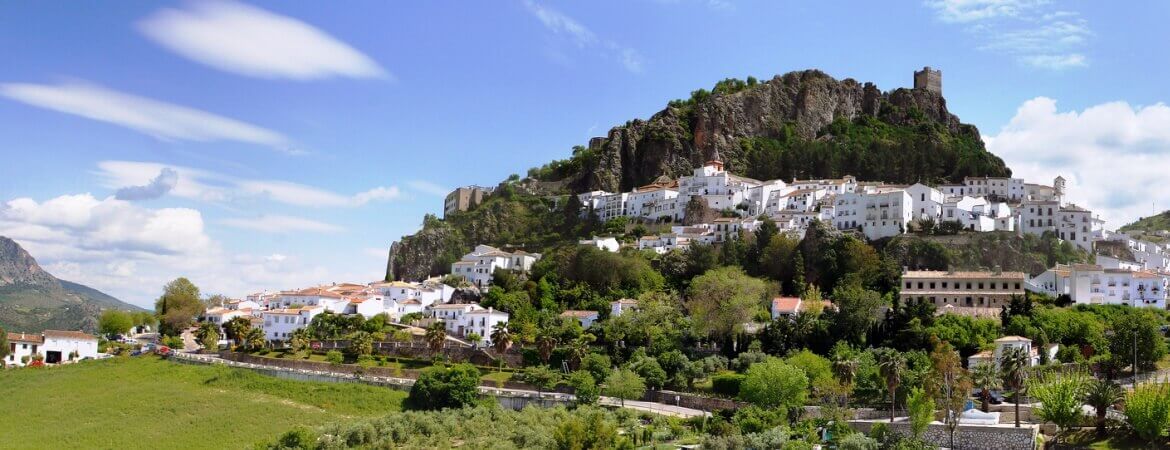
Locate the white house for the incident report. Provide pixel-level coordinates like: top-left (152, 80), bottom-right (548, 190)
top-left (967, 336), bottom-right (1055, 369)
top-left (579, 236), bottom-right (620, 252)
top-left (610, 298), bottom-right (638, 317)
top-left (429, 303), bottom-right (484, 334)
top-left (559, 310), bottom-right (600, 328)
top-left (449, 245), bottom-right (541, 290)
top-left (262, 306), bottom-right (325, 341)
top-left (5, 330), bottom-right (98, 367)
top-left (276, 287), bottom-right (349, 313)
top-left (462, 308), bottom-right (509, 345)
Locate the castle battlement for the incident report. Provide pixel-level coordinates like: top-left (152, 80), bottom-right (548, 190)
top-left (914, 66), bottom-right (942, 94)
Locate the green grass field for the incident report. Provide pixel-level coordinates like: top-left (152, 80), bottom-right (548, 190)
top-left (0, 356), bottom-right (406, 449)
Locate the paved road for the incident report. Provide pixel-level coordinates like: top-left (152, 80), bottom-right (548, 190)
top-left (173, 352), bottom-right (709, 418)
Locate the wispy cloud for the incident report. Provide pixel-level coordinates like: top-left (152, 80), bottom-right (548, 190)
top-left (96, 160), bottom-right (401, 208)
top-left (115, 167), bottom-right (179, 201)
top-left (0, 81), bottom-right (292, 150)
top-left (220, 214), bottom-right (344, 234)
top-left (923, 0), bottom-right (1091, 70)
top-left (522, 1), bottom-right (645, 73)
top-left (407, 180), bottom-right (450, 197)
top-left (139, 1), bottom-right (388, 80)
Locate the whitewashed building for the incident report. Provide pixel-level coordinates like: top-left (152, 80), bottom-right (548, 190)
top-left (449, 245), bottom-right (541, 290)
top-left (579, 236), bottom-right (621, 252)
top-left (262, 306), bottom-right (325, 341)
top-left (5, 330), bottom-right (98, 367)
top-left (1029, 264), bottom-right (1168, 308)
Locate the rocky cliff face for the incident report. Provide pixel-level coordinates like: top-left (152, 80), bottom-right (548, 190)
top-left (0, 236), bottom-right (60, 288)
top-left (386, 225), bottom-right (465, 282)
top-left (575, 69), bottom-right (991, 193)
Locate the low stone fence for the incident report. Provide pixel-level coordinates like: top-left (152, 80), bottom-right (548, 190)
top-left (642, 390), bottom-right (747, 412)
top-left (848, 421), bottom-right (1037, 450)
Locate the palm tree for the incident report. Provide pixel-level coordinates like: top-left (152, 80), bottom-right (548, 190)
top-left (1083, 379), bottom-right (1123, 437)
top-left (971, 362), bottom-right (1001, 413)
top-left (877, 349), bottom-right (907, 423)
top-left (567, 333), bottom-right (596, 370)
top-left (536, 331), bottom-right (558, 364)
top-left (244, 327), bottom-right (266, 351)
top-left (1000, 346), bottom-right (1030, 428)
top-left (491, 322), bottom-right (512, 354)
top-left (832, 356), bottom-right (858, 407)
top-left (289, 328), bottom-right (311, 358)
top-left (425, 322), bottom-right (447, 354)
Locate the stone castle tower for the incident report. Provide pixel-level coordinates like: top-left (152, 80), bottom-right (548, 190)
top-left (913, 66), bottom-right (942, 94)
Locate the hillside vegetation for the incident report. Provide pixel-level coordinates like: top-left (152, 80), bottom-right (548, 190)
top-left (0, 357), bottom-right (405, 449)
top-left (1119, 210), bottom-right (1170, 243)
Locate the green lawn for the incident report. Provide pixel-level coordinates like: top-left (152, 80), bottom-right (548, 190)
top-left (0, 356), bottom-right (406, 449)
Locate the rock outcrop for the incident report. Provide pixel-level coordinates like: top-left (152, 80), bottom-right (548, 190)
top-left (572, 69), bottom-right (1000, 193)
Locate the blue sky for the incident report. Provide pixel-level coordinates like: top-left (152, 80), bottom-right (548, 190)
top-left (2, 0), bottom-right (1168, 307)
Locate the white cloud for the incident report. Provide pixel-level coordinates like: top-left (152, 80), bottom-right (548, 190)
top-left (220, 214), bottom-right (343, 234)
top-left (407, 180), bottom-right (450, 197)
top-left (0, 81), bottom-right (291, 150)
top-left (522, 1), bottom-right (644, 73)
top-left (924, 0), bottom-right (1046, 23)
top-left (96, 160), bottom-right (401, 208)
top-left (923, 1), bottom-right (1091, 70)
top-left (1, 192), bottom-right (379, 307)
top-left (139, 1), bottom-right (387, 80)
top-left (986, 97), bottom-right (1170, 227)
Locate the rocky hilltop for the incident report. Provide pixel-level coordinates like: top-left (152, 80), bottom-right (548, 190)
top-left (566, 69), bottom-right (1006, 192)
top-left (0, 236), bottom-right (142, 332)
top-left (388, 69), bottom-right (1013, 281)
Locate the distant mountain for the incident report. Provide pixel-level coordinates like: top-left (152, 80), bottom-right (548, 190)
top-left (0, 236), bottom-right (143, 333)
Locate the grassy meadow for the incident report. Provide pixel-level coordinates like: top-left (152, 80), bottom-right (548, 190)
top-left (0, 356), bottom-right (405, 449)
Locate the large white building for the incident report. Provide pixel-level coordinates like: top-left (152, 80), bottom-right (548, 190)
top-left (5, 330), bottom-right (99, 367)
top-left (262, 306), bottom-right (325, 342)
top-left (1028, 263), bottom-right (1168, 308)
top-left (449, 245), bottom-right (541, 290)
top-left (427, 303), bottom-right (508, 345)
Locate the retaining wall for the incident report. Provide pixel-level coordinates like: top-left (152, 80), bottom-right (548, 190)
top-left (848, 421), bottom-right (1037, 450)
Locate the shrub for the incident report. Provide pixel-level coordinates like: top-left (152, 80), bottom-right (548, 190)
top-left (325, 350), bottom-right (344, 366)
top-left (1125, 382), bottom-right (1170, 444)
top-left (712, 373), bottom-right (745, 397)
top-left (407, 363), bottom-right (481, 410)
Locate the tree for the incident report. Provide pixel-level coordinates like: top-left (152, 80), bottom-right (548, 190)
top-left (832, 354), bottom-right (859, 407)
top-left (828, 282), bottom-right (883, 346)
top-left (553, 407), bottom-right (620, 450)
top-left (154, 277), bottom-right (203, 336)
top-left (0, 327), bottom-right (8, 367)
top-left (1029, 369), bottom-right (1088, 446)
top-left (243, 327), bottom-right (266, 351)
top-left (581, 353), bottom-right (612, 384)
top-left (221, 316), bottom-right (252, 347)
top-left (568, 371), bottom-right (599, 406)
top-left (536, 331), bottom-right (558, 364)
top-left (686, 266), bottom-right (767, 351)
top-left (98, 310), bottom-right (134, 337)
top-left (426, 322), bottom-right (447, 354)
top-left (289, 328), bottom-right (311, 357)
top-left (971, 363), bottom-right (1001, 413)
top-left (348, 330), bottom-right (375, 357)
top-left (566, 333), bottom-right (595, 370)
top-left (876, 348), bottom-right (906, 422)
top-left (1109, 310), bottom-right (1167, 374)
top-left (739, 357), bottom-right (808, 415)
top-left (1125, 382), bottom-right (1170, 445)
top-left (407, 363), bottom-right (481, 410)
top-left (491, 321), bottom-right (512, 354)
top-left (1000, 345), bottom-right (1030, 428)
top-left (1083, 378), bottom-right (1123, 437)
top-left (905, 388), bottom-right (934, 441)
top-left (194, 322), bottom-right (219, 351)
top-left (465, 332), bottom-right (481, 347)
top-left (603, 368), bottom-right (646, 407)
top-left (928, 340), bottom-right (970, 450)
top-left (521, 365), bottom-right (561, 396)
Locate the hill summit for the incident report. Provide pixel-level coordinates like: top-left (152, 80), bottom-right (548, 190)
top-left (387, 68), bottom-right (1014, 281)
top-left (0, 236), bottom-right (142, 332)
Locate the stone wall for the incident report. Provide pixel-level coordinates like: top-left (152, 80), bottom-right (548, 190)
top-left (314, 339), bottom-right (523, 367)
top-left (848, 421), bottom-right (1036, 450)
top-left (642, 390), bottom-right (747, 412)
